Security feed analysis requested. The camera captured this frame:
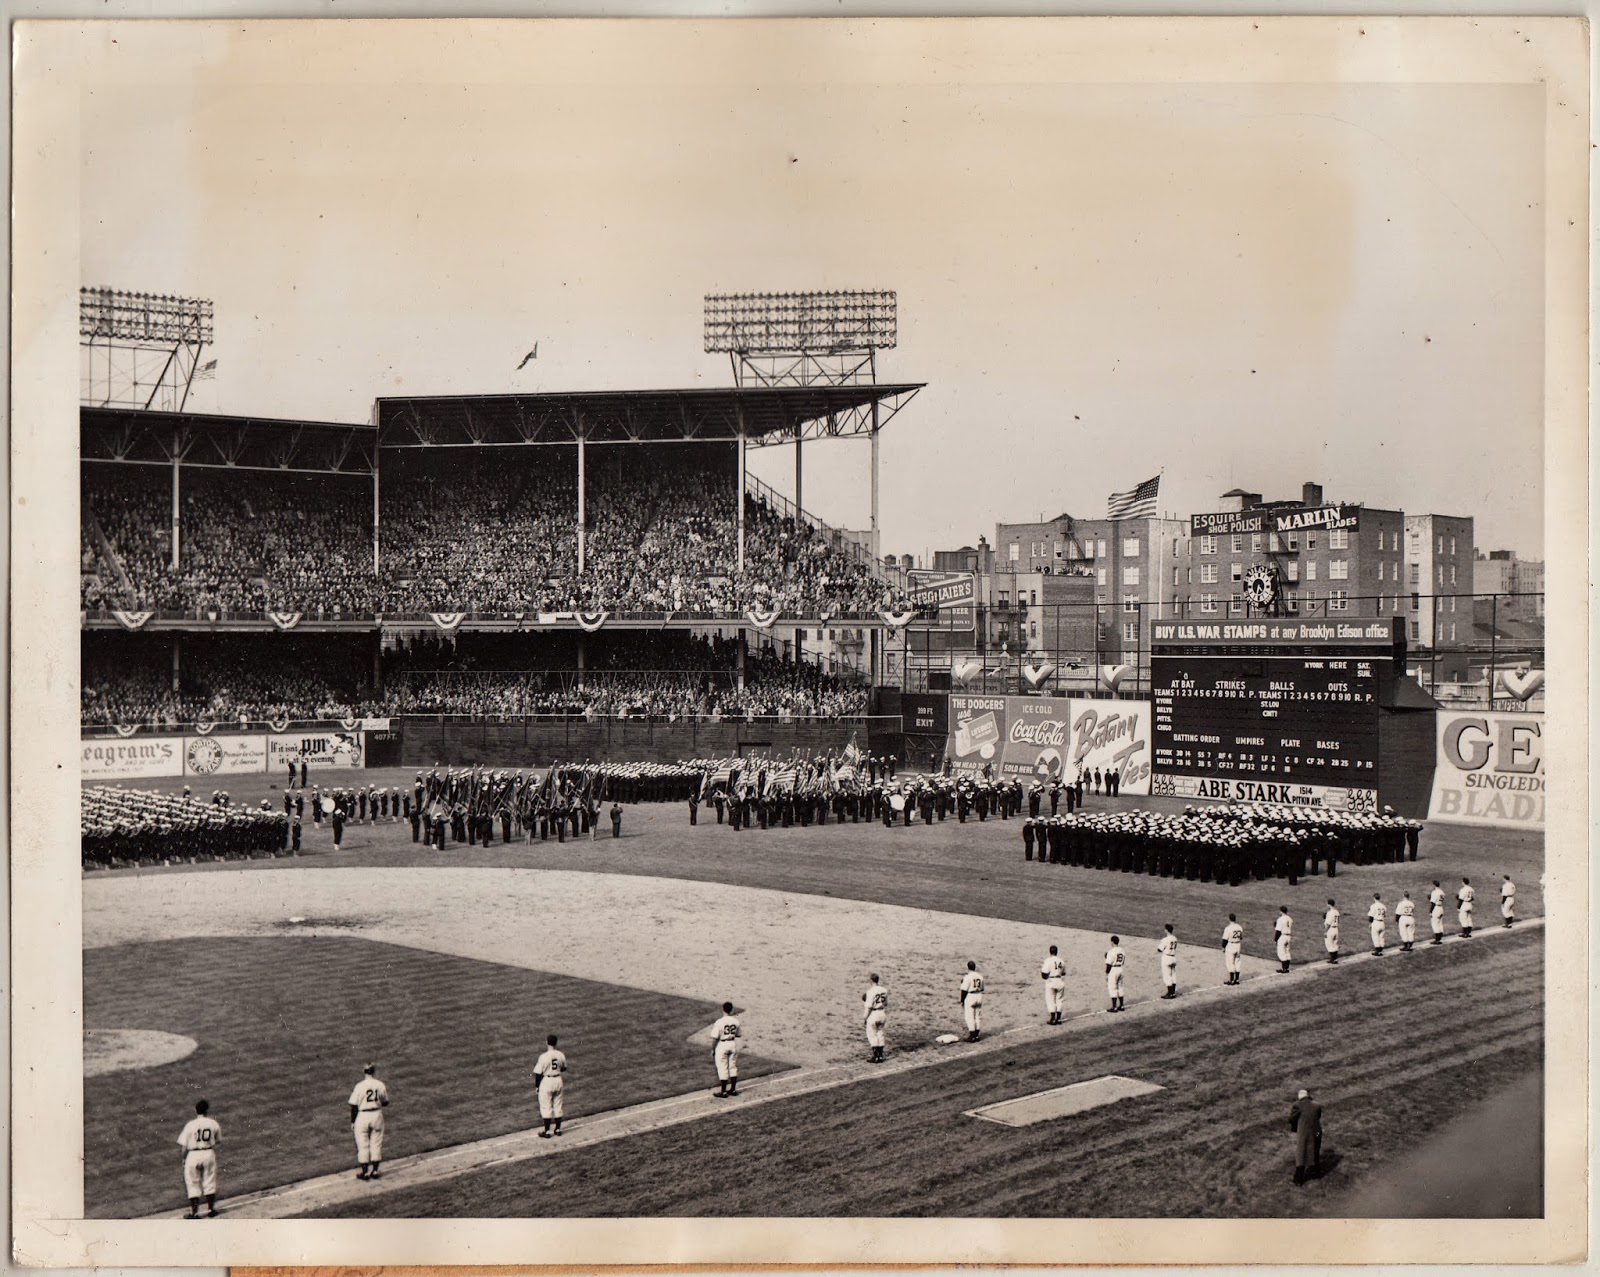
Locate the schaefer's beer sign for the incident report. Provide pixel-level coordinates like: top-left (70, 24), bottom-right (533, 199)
top-left (907, 571), bottom-right (976, 611)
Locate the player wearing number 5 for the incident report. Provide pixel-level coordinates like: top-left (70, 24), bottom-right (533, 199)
top-left (533, 1035), bottom-right (568, 1136)
top-left (1104, 936), bottom-right (1127, 1012)
top-left (1221, 915), bottom-right (1244, 985)
top-left (348, 1063), bottom-right (389, 1179)
top-left (710, 1002), bottom-right (743, 1098)
top-left (862, 974), bottom-right (889, 1062)
top-left (959, 960), bottom-right (985, 1041)
top-left (176, 1098), bottom-right (221, 1218)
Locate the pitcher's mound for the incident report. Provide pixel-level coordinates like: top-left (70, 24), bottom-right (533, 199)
top-left (85, 1028), bottom-right (198, 1077)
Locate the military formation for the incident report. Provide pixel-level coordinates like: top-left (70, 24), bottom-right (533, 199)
top-left (1021, 802), bottom-right (1424, 885)
top-left (81, 785), bottom-right (289, 867)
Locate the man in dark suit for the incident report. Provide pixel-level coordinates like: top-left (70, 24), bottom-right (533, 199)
top-left (1289, 1088), bottom-right (1323, 1184)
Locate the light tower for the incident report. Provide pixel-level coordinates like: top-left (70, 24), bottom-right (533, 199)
top-left (80, 287), bottom-right (214, 411)
top-left (704, 289), bottom-right (897, 387)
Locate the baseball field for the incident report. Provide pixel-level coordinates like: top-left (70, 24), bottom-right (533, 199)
top-left (83, 766), bottom-right (1544, 1219)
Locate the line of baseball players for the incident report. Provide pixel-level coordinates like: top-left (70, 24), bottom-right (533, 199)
top-left (171, 873), bottom-right (1514, 1216)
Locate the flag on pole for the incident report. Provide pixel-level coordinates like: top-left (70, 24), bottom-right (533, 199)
top-left (842, 733), bottom-right (864, 769)
top-left (1107, 475), bottom-right (1161, 520)
top-left (195, 359), bottom-right (217, 380)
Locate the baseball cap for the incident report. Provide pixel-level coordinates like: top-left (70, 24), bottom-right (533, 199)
top-left (1296, 1088), bottom-right (1309, 1099)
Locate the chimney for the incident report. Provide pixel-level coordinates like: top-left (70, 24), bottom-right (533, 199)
top-left (1302, 482), bottom-right (1324, 508)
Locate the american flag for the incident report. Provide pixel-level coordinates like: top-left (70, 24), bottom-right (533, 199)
top-left (765, 765), bottom-right (800, 794)
top-left (1107, 475), bottom-right (1161, 520)
top-left (842, 735), bottom-right (864, 768)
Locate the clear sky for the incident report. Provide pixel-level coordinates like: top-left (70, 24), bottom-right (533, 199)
top-left (79, 24), bottom-right (1547, 563)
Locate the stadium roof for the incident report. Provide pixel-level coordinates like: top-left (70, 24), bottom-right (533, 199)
top-left (375, 384), bottom-right (924, 449)
top-left (82, 405), bottom-right (377, 475)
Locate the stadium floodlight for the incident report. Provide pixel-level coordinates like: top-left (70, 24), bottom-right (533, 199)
top-left (80, 286), bottom-right (215, 411)
top-left (704, 289), bottom-right (896, 357)
top-left (80, 287), bottom-right (214, 344)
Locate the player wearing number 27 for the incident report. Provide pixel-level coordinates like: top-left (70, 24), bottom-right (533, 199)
top-left (533, 1034), bottom-right (568, 1136)
top-left (862, 974), bottom-right (889, 1062)
top-left (348, 1063), bottom-right (390, 1179)
top-left (959, 960), bottom-right (985, 1041)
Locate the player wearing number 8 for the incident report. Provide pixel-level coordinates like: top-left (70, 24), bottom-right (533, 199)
top-left (348, 1063), bottom-right (390, 1179)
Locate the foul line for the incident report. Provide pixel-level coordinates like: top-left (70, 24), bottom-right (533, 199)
top-left (159, 918), bottom-right (1542, 1220)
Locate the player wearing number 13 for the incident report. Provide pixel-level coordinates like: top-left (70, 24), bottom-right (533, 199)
top-left (711, 1002), bottom-right (743, 1098)
top-left (533, 1035), bottom-right (568, 1136)
top-left (862, 974), bottom-right (889, 1062)
top-left (959, 961), bottom-right (985, 1041)
top-left (348, 1063), bottom-right (389, 1179)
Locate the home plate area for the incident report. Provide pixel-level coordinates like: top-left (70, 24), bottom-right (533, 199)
top-left (965, 1076), bottom-right (1166, 1127)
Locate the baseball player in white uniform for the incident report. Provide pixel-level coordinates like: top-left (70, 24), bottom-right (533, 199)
top-left (1040, 946), bottom-right (1067, 1024)
top-left (1323, 899), bottom-right (1340, 965)
top-left (1104, 936), bottom-right (1127, 1012)
top-left (1273, 907), bottom-right (1293, 973)
top-left (533, 1034), bottom-right (569, 1135)
top-left (1458, 877), bottom-right (1476, 937)
top-left (1396, 892), bottom-right (1417, 951)
top-left (863, 974), bottom-right (889, 1061)
top-left (348, 1063), bottom-right (390, 1178)
top-left (959, 961), bottom-right (985, 1040)
top-left (1367, 893), bottom-right (1388, 956)
top-left (1500, 875), bottom-right (1515, 928)
top-left (1221, 914), bottom-right (1244, 985)
top-left (1157, 924), bottom-right (1178, 999)
top-left (176, 1099), bottom-right (221, 1218)
top-left (1429, 881), bottom-right (1447, 945)
top-left (711, 1002), bottom-right (743, 1097)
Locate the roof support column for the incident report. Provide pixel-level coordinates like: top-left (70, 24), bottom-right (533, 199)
top-left (794, 432), bottom-right (803, 517)
top-left (869, 400), bottom-right (880, 561)
top-left (372, 465), bottom-right (381, 576)
top-left (170, 435), bottom-right (181, 571)
top-left (736, 432), bottom-right (746, 572)
top-left (577, 427), bottom-right (587, 577)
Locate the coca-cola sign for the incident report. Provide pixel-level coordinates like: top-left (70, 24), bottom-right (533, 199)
top-left (1009, 717), bottom-right (1067, 748)
top-left (949, 694), bottom-right (1152, 793)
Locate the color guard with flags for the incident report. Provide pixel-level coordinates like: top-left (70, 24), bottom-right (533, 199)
top-left (1107, 474), bottom-right (1161, 520)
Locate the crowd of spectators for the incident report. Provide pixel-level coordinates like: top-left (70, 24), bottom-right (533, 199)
top-left (82, 448), bottom-right (906, 619)
top-left (81, 631), bottom-right (869, 726)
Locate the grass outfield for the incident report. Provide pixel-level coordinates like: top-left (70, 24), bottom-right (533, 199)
top-left (308, 928), bottom-right (1542, 1219)
top-left (94, 768), bottom-right (1545, 963)
top-left (84, 936), bottom-right (792, 1218)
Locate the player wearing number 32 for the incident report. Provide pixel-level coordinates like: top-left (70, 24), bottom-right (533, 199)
top-left (862, 974), bottom-right (889, 1062)
top-left (711, 1002), bottom-right (743, 1098)
top-left (959, 961), bottom-right (985, 1041)
top-left (533, 1035), bottom-right (568, 1136)
top-left (349, 1063), bottom-right (390, 1179)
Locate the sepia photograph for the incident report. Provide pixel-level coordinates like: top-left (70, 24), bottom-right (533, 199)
top-left (10, 13), bottom-right (1590, 1269)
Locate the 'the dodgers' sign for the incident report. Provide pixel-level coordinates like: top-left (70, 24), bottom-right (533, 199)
top-left (949, 695), bottom-right (1152, 793)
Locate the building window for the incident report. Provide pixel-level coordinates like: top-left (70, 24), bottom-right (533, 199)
top-left (1231, 563), bottom-right (1243, 582)
top-left (1030, 589), bottom-right (1038, 605)
top-left (1285, 561), bottom-right (1299, 582)
top-left (1411, 592), bottom-right (1420, 612)
top-left (1409, 564), bottom-right (1421, 587)
top-left (1437, 535), bottom-right (1444, 554)
top-left (1030, 621), bottom-right (1038, 639)
top-left (1123, 537), bottom-right (1140, 557)
top-left (1231, 534), bottom-right (1242, 553)
top-left (998, 590), bottom-right (1009, 608)
top-left (1411, 620), bottom-right (1421, 641)
top-left (1200, 594), bottom-right (1218, 614)
top-left (1251, 533), bottom-right (1263, 552)
top-left (1173, 566), bottom-right (1180, 586)
top-left (1122, 566), bottom-right (1140, 586)
top-left (1172, 537), bottom-right (1181, 556)
top-left (1328, 590), bottom-right (1348, 612)
top-left (1302, 590), bottom-right (1317, 611)
top-left (1287, 533), bottom-right (1299, 551)
top-left (1307, 534), bottom-right (1317, 551)
top-left (1329, 559), bottom-right (1349, 580)
top-left (1305, 561), bottom-right (1317, 581)
top-left (1200, 563), bottom-right (1219, 584)
top-left (1329, 528), bottom-right (1348, 550)
top-left (1284, 590), bottom-right (1299, 613)
top-left (1009, 543), bottom-right (1020, 562)
top-left (1228, 594), bottom-right (1245, 615)
top-left (1123, 594), bottom-right (1139, 614)
top-left (1097, 539), bottom-right (1107, 558)
top-left (1097, 567), bottom-right (1107, 587)
top-left (1449, 622), bottom-right (1457, 641)
top-left (1450, 565), bottom-right (1457, 585)
top-left (1450, 537), bottom-right (1456, 556)
top-left (1122, 622), bottom-right (1139, 643)
top-left (1436, 565), bottom-right (1444, 586)
top-left (1200, 536), bottom-right (1216, 555)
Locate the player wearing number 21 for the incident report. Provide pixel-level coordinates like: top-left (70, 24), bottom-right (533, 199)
top-left (349, 1063), bottom-right (390, 1179)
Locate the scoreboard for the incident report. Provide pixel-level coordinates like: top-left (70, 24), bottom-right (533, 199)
top-left (1148, 617), bottom-right (1404, 811)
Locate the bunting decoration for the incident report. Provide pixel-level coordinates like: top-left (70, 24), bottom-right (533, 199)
top-left (575, 610), bottom-right (608, 632)
top-left (113, 723), bottom-right (140, 738)
top-left (267, 611), bottom-right (303, 631)
top-left (429, 612), bottom-right (466, 631)
top-left (745, 606), bottom-right (780, 630)
top-left (192, 720), bottom-right (216, 736)
top-left (267, 717), bottom-right (290, 733)
top-left (1500, 668), bottom-right (1545, 701)
top-left (879, 608), bottom-right (915, 629)
top-left (340, 717), bottom-right (361, 731)
top-left (1099, 663), bottom-right (1134, 693)
top-left (1022, 661), bottom-right (1056, 690)
top-left (112, 609), bottom-right (153, 631)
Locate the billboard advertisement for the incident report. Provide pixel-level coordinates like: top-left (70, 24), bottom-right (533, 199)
top-left (1149, 773), bottom-right (1377, 811)
top-left (1271, 504), bottom-right (1360, 534)
top-left (1428, 711), bottom-right (1544, 828)
top-left (1190, 510), bottom-right (1268, 537)
top-left (948, 695), bottom-right (1152, 793)
top-left (182, 734), bottom-right (269, 778)
top-left (266, 730), bottom-right (365, 771)
top-left (81, 736), bottom-right (183, 780)
top-left (907, 570), bottom-right (976, 630)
